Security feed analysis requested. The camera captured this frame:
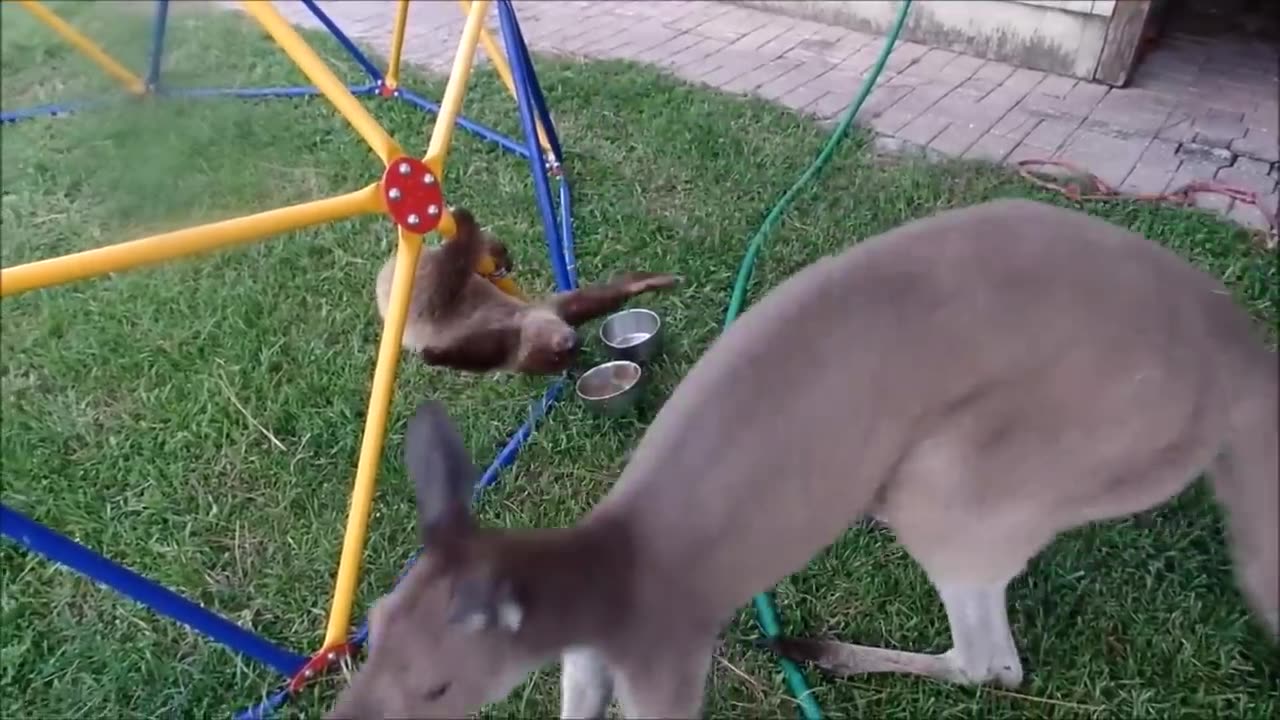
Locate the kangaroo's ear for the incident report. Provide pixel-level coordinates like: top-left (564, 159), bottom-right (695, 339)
top-left (404, 399), bottom-right (479, 546)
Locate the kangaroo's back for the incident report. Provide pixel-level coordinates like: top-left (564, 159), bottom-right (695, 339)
top-left (591, 198), bottom-right (1276, 630)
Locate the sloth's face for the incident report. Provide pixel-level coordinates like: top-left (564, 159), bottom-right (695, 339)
top-left (517, 315), bottom-right (581, 374)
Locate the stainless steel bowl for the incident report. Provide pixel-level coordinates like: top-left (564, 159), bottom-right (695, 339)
top-left (599, 308), bottom-right (663, 364)
top-left (575, 360), bottom-right (645, 417)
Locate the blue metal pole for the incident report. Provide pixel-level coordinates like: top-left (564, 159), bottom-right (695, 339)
top-left (0, 505), bottom-right (308, 678)
top-left (232, 687), bottom-right (291, 720)
top-left (146, 0), bottom-right (170, 91)
top-left (497, 0), bottom-right (573, 291)
top-left (1, 99), bottom-right (109, 124)
top-left (299, 0), bottom-right (384, 85)
top-left (557, 177), bottom-right (578, 283)
top-left (500, 2), bottom-right (576, 281)
top-left (474, 380), bottom-right (565, 499)
top-left (394, 88), bottom-right (530, 159)
top-left (500, 4), bottom-right (564, 164)
top-left (2, 85), bottom-right (381, 124)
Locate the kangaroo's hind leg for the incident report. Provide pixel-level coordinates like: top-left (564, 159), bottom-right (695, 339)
top-left (772, 439), bottom-right (1046, 689)
top-left (771, 576), bottom-right (1024, 689)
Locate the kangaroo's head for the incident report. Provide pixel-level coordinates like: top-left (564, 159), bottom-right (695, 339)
top-left (325, 400), bottom-right (547, 719)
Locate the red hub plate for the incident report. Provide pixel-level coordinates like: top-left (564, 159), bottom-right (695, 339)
top-left (381, 156), bottom-right (445, 233)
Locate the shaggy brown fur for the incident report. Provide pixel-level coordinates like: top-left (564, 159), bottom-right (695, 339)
top-left (375, 208), bottom-right (679, 375)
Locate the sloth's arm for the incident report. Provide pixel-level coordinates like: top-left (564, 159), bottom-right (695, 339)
top-left (425, 209), bottom-right (488, 316)
top-left (549, 272), bottom-right (680, 326)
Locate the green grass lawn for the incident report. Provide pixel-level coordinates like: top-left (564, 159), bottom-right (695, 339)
top-left (2, 3), bottom-right (1276, 718)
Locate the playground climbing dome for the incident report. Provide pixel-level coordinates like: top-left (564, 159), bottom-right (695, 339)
top-left (0, 0), bottom-right (577, 716)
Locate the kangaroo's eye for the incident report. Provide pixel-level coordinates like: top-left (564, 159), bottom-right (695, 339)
top-left (423, 682), bottom-right (451, 701)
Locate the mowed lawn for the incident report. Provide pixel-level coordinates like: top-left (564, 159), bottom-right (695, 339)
top-left (2, 3), bottom-right (1276, 718)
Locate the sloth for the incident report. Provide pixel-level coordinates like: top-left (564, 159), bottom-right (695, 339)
top-left (375, 208), bottom-right (680, 375)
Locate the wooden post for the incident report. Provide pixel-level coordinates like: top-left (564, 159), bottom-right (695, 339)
top-left (1094, 0), bottom-right (1154, 87)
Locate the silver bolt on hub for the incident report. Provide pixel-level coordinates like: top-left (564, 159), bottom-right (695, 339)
top-left (388, 188), bottom-right (402, 200)
top-left (427, 204), bottom-right (440, 216)
top-left (407, 214), bottom-right (421, 225)
top-left (397, 162), bottom-right (411, 175)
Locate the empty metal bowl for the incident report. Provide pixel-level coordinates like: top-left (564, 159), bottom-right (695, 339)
top-left (599, 308), bottom-right (663, 364)
top-left (575, 360), bottom-right (645, 417)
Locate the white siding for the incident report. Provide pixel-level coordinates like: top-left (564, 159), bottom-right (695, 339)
top-left (732, 0), bottom-right (1120, 79)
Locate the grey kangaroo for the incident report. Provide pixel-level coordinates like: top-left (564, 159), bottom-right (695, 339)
top-left (327, 198), bottom-right (1278, 720)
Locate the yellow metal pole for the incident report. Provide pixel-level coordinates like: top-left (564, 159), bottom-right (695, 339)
top-left (16, 0), bottom-right (146, 94)
top-left (489, 273), bottom-right (523, 299)
top-left (384, 0), bottom-right (411, 91)
top-left (0, 184), bottom-right (383, 298)
top-left (322, 226), bottom-right (422, 648)
top-left (455, 0), bottom-right (552, 156)
top-left (240, 1), bottom-right (403, 166)
top-left (422, 0), bottom-right (489, 177)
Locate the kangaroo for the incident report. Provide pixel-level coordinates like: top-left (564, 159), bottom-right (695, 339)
top-left (328, 198), bottom-right (1278, 720)
top-left (374, 207), bottom-right (679, 375)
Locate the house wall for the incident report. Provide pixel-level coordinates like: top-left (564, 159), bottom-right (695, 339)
top-left (730, 0), bottom-right (1120, 80)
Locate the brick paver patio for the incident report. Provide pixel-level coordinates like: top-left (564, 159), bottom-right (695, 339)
top-left (231, 1), bottom-right (1279, 232)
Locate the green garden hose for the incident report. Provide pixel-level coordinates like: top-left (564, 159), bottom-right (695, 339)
top-left (725, 2), bottom-right (914, 718)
